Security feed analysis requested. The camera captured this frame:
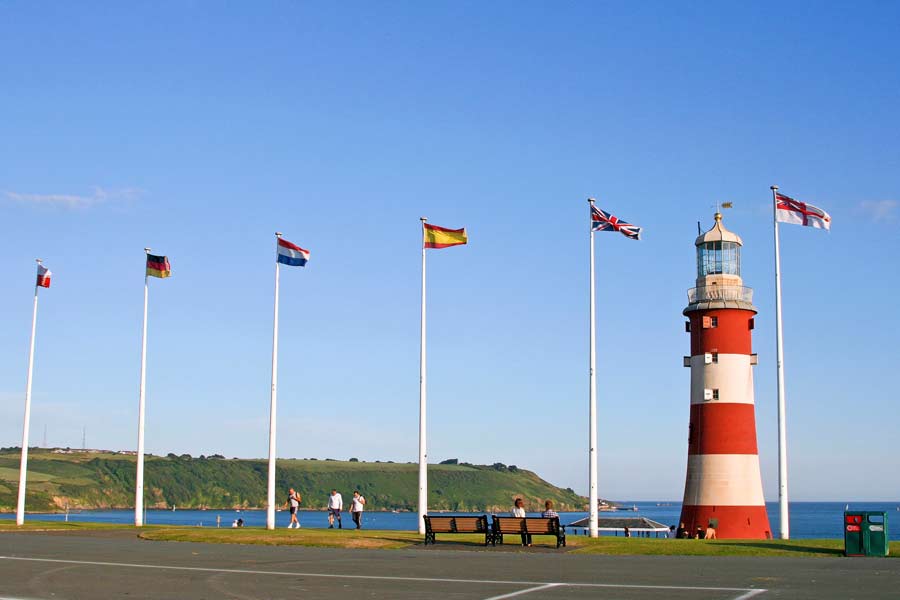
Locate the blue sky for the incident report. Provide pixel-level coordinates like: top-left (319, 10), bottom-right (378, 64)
top-left (1, 2), bottom-right (898, 501)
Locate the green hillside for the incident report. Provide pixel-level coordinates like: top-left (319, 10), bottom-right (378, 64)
top-left (0, 449), bottom-right (587, 513)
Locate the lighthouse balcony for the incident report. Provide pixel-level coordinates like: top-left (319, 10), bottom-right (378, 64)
top-left (686, 285), bottom-right (754, 308)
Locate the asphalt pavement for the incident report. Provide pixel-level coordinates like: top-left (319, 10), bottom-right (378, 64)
top-left (1, 530), bottom-right (898, 599)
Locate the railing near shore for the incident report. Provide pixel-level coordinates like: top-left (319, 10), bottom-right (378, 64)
top-left (687, 285), bottom-right (753, 304)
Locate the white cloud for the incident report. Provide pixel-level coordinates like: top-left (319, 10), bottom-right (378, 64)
top-left (3, 186), bottom-right (145, 209)
top-left (859, 200), bottom-right (898, 223)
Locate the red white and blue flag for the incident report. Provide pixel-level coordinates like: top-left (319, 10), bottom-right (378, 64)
top-left (591, 205), bottom-right (642, 240)
top-left (36, 264), bottom-right (51, 288)
top-left (775, 192), bottom-right (831, 231)
top-left (277, 238), bottom-right (310, 267)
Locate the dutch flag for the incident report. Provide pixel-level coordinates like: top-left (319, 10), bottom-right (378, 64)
top-left (277, 237), bottom-right (310, 267)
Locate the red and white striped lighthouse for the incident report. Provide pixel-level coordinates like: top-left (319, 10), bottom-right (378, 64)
top-left (679, 212), bottom-right (771, 539)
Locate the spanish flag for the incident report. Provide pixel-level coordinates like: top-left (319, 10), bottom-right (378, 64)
top-left (146, 254), bottom-right (171, 278)
top-left (423, 223), bottom-right (468, 249)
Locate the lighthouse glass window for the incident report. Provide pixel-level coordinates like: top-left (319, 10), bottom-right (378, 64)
top-left (697, 242), bottom-right (741, 277)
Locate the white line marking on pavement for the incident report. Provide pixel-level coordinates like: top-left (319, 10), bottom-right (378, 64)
top-left (0, 556), bottom-right (766, 597)
top-left (482, 583), bottom-right (563, 600)
top-left (732, 590), bottom-right (768, 600)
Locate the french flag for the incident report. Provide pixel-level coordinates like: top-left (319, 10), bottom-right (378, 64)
top-left (277, 237), bottom-right (310, 267)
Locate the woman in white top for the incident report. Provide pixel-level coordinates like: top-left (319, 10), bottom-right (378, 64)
top-left (511, 498), bottom-right (531, 546)
top-left (350, 490), bottom-right (366, 529)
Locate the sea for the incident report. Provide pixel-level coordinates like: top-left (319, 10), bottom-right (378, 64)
top-left (4, 502), bottom-right (899, 540)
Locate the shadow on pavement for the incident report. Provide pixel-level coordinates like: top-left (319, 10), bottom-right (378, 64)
top-left (716, 542), bottom-right (845, 556)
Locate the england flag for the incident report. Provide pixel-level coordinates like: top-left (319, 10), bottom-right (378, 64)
top-left (775, 192), bottom-right (831, 231)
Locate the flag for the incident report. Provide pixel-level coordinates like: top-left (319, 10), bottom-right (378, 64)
top-left (36, 264), bottom-right (51, 288)
top-left (423, 223), bottom-right (468, 249)
top-left (277, 238), bottom-right (310, 266)
top-left (146, 254), bottom-right (171, 278)
top-left (775, 192), bottom-right (831, 231)
top-left (591, 205), bottom-right (642, 240)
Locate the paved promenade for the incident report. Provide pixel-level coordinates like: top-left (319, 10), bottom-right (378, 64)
top-left (1, 531), bottom-right (898, 599)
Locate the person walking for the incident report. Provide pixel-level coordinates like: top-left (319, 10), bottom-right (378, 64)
top-left (512, 498), bottom-right (531, 546)
top-left (349, 490), bottom-right (366, 529)
top-left (327, 489), bottom-right (343, 529)
top-left (286, 488), bottom-right (302, 529)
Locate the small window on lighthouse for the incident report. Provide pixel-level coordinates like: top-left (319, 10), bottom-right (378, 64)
top-left (712, 352), bottom-right (719, 363)
top-left (712, 389), bottom-right (720, 400)
top-left (710, 316), bottom-right (718, 328)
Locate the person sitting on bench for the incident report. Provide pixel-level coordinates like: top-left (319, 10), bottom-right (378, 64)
top-left (512, 498), bottom-right (531, 547)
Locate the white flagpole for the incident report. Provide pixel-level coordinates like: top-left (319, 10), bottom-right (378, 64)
top-left (771, 185), bottom-right (789, 539)
top-left (587, 199), bottom-right (599, 538)
top-left (135, 249), bottom-right (151, 527)
top-left (267, 232), bottom-right (282, 531)
top-left (16, 259), bottom-right (43, 526)
top-left (418, 217), bottom-right (428, 535)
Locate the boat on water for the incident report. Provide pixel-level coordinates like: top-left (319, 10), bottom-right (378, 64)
top-left (599, 502), bottom-right (638, 512)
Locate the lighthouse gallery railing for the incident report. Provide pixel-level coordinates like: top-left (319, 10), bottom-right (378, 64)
top-left (687, 285), bottom-right (753, 304)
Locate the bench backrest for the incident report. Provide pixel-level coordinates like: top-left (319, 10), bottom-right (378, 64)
top-left (453, 516), bottom-right (488, 533)
top-left (424, 515), bottom-right (488, 534)
top-left (523, 517), bottom-right (558, 534)
top-left (493, 516), bottom-right (560, 534)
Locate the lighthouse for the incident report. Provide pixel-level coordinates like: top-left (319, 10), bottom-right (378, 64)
top-left (679, 212), bottom-right (771, 539)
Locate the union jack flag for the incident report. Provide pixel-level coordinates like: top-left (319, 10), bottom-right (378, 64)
top-left (775, 192), bottom-right (831, 231)
top-left (591, 205), bottom-right (642, 240)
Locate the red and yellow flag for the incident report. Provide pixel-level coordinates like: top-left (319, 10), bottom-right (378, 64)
top-left (423, 223), bottom-right (467, 249)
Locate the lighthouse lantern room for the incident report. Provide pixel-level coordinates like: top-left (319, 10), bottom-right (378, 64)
top-left (679, 212), bottom-right (772, 539)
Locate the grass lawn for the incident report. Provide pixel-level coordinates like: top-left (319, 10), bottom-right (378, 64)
top-left (3, 521), bottom-right (898, 558)
top-left (566, 537), bottom-right (889, 557)
top-left (140, 527), bottom-right (424, 550)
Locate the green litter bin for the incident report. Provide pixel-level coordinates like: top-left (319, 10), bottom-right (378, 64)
top-left (844, 511), bottom-right (889, 557)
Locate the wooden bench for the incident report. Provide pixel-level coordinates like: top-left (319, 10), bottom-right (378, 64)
top-left (423, 515), bottom-right (491, 546)
top-left (491, 516), bottom-right (566, 548)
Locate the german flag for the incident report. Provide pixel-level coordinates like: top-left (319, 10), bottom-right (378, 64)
top-left (146, 254), bottom-right (171, 278)
top-left (423, 223), bottom-right (468, 249)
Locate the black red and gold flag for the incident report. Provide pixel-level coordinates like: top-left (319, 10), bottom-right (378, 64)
top-left (146, 254), bottom-right (171, 278)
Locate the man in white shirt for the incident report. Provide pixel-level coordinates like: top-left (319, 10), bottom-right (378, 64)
top-left (350, 490), bottom-right (366, 529)
top-left (327, 489), bottom-right (343, 529)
